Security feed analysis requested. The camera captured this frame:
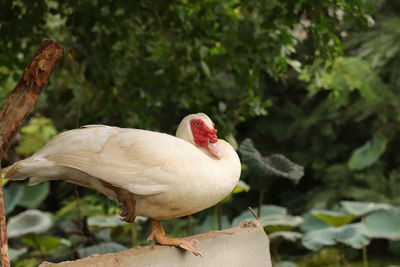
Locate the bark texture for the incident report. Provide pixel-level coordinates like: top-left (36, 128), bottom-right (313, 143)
top-left (0, 39), bottom-right (64, 267)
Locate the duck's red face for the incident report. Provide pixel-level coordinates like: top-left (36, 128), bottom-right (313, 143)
top-left (190, 119), bottom-right (221, 159)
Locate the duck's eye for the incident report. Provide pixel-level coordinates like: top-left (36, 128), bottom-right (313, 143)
top-left (195, 122), bottom-right (201, 127)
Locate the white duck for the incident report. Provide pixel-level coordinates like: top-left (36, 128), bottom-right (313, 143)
top-left (3, 113), bottom-right (241, 256)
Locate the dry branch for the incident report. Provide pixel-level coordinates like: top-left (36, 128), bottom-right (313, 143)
top-left (0, 39), bottom-right (64, 267)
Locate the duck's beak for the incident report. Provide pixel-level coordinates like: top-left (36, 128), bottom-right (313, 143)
top-left (207, 140), bottom-right (222, 159)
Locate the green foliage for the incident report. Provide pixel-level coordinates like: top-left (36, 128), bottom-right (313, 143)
top-left (302, 223), bottom-right (370, 251)
top-left (348, 132), bottom-right (388, 171)
top-left (340, 201), bottom-right (392, 216)
top-left (2, 0), bottom-right (400, 265)
top-left (16, 116), bottom-right (58, 156)
top-left (18, 182), bottom-right (50, 209)
top-left (364, 209), bottom-right (400, 240)
top-left (310, 210), bottom-right (357, 227)
top-left (7, 209), bottom-right (53, 238)
top-left (301, 201), bottom-right (400, 253)
top-left (239, 138), bottom-right (304, 182)
top-left (4, 182), bottom-right (50, 214)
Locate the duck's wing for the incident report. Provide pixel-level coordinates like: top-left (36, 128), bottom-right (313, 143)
top-left (46, 129), bottom-right (198, 196)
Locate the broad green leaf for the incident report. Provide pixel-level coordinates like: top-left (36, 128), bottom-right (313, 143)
top-left (275, 261), bottom-right (298, 267)
top-left (239, 139), bottom-right (304, 182)
top-left (302, 227), bottom-right (337, 251)
top-left (299, 213), bottom-right (329, 232)
top-left (88, 215), bottom-right (128, 228)
top-left (239, 139), bottom-right (265, 175)
top-left (21, 235), bottom-right (69, 251)
top-left (18, 182), bottom-right (50, 209)
top-left (78, 242), bottom-right (127, 258)
top-left (265, 155), bottom-right (304, 183)
top-left (348, 132), bottom-right (388, 171)
top-left (222, 180), bottom-right (250, 203)
top-left (232, 180), bottom-right (250, 194)
top-left (340, 201), bottom-right (393, 216)
top-left (56, 196), bottom-right (106, 219)
top-left (302, 223), bottom-right (370, 251)
top-left (232, 205), bottom-right (287, 227)
top-left (9, 247), bottom-right (27, 261)
top-left (364, 209), bottom-right (400, 240)
top-left (311, 210), bottom-right (357, 227)
top-left (16, 116), bottom-right (57, 155)
top-left (261, 215), bottom-right (303, 230)
top-left (3, 183), bottom-right (25, 214)
top-left (269, 231), bottom-right (302, 242)
top-left (335, 223), bottom-right (370, 249)
top-left (7, 209), bottom-right (53, 238)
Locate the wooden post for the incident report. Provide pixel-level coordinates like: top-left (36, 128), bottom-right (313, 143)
top-left (0, 40), bottom-right (64, 267)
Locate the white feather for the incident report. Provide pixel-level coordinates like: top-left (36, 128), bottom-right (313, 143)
top-left (2, 113), bottom-right (241, 220)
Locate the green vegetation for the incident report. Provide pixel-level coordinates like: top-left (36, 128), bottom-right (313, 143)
top-left (1, 0), bottom-right (400, 266)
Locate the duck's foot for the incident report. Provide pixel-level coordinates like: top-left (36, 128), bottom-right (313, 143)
top-left (100, 180), bottom-right (137, 223)
top-left (147, 219), bottom-right (202, 257)
top-left (117, 189), bottom-right (136, 223)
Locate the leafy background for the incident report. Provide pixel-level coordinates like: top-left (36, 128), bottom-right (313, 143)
top-left (1, 0), bottom-right (400, 266)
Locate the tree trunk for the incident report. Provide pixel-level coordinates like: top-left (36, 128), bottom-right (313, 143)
top-left (0, 39), bottom-right (64, 267)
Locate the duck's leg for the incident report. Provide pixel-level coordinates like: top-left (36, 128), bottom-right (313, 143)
top-left (147, 219), bottom-right (202, 256)
top-left (99, 180), bottom-right (136, 223)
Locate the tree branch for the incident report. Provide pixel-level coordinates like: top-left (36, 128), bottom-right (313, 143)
top-left (0, 39), bottom-right (64, 267)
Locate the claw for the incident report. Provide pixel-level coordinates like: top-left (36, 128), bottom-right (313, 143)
top-left (178, 238), bottom-right (202, 257)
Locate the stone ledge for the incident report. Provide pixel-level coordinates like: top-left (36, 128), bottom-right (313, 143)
top-left (40, 220), bottom-right (271, 267)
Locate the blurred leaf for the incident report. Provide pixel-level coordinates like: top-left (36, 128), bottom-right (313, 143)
top-left (261, 215), bottom-right (303, 231)
top-left (340, 201), bottom-right (393, 216)
top-left (364, 209), bottom-right (400, 240)
top-left (335, 223), bottom-right (370, 249)
top-left (18, 182), bottom-right (50, 209)
top-left (56, 195), bottom-right (107, 219)
top-left (9, 247), bottom-right (28, 261)
top-left (88, 215), bottom-right (128, 228)
top-left (311, 210), bottom-right (357, 227)
top-left (78, 242), bottom-right (127, 258)
top-left (348, 132), bottom-right (388, 171)
top-left (239, 139), bottom-right (304, 183)
top-left (3, 183), bottom-right (24, 214)
top-left (200, 60), bottom-right (211, 77)
top-left (16, 116), bottom-right (57, 156)
top-left (222, 180), bottom-right (250, 203)
top-left (232, 180), bottom-right (250, 194)
top-left (275, 261), bottom-right (298, 267)
top-left (269, 231), bottom-right (303, 242)
top-left (13, 258), bottom-right (41, 267)
top-left (21, 235), bottom-right (69, 251)
top-left (232, 205), bottom-right (287, 227)
top-left (299, 212), bottom-right (330, 232)
top-left (301, 227), bottom-right (337, 251)
top-left (7, 209), bottom-right (53, 238)
top-left (302, 223), bottom-right (370, 251)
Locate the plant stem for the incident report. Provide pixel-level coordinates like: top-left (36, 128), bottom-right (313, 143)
top-left (338, 245), bottom-right (351, 267)
top-left (216, 204), bottom-right (222, 230)
top-left (187, 215), bottom-right (193, 236)
top-left (362, 246), bottom-right (368, 267)
top-left (131, 224), bottom-right (138, 246)
top-left (258, 180), bottom-right (267, 217)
